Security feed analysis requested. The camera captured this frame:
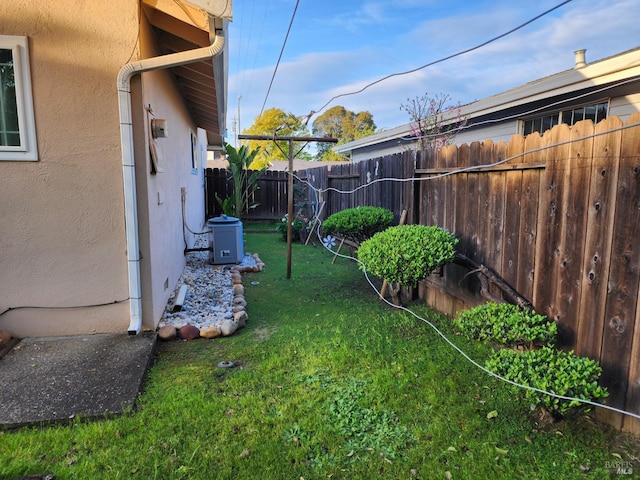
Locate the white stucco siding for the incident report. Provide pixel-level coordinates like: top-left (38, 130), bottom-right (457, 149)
top-left (453, 120), bottom-right (519, 147)
top-left (134, 17), bottom-right (210, 330)
top-left (609, 93), bottom-right (640, 121)
top-left (0, 0), bottom-right (138, 337)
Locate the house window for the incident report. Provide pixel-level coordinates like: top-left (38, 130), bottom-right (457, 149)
top-left (522, 101), bottom-right (609, 136)
top-left (0, 36), bottom-right (38, 161)
top-left (190, 131), bottom-right (198, 174)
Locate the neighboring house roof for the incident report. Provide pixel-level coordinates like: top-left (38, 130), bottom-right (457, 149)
top-left (335, 46), bottom-right (640, 158)
top-left (141, 0), bottom-right (231, 146)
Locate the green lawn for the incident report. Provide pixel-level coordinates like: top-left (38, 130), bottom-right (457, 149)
top-left (1, 232), bottom-right (639, 479)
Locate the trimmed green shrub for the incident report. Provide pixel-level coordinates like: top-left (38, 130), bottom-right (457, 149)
top-left (322, 206), bottom-right (394, 243)
top-left (455, 302), bottom-right (557, 348)
top-left (358, 225), bottom-right (457, 304)
top-left (485, 347), bottom-right (608, 417)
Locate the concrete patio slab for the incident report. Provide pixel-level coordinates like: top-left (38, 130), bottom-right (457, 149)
top-left (0, 332), bottom-right (156, 429)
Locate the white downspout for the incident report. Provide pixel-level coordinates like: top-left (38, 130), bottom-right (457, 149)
top-left (117, 21), bottom-right (225, 335)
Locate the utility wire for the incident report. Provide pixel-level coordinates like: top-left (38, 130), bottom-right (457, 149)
top-left (313, 0), bottom-right (573, 116)
top-left (292, 121), bottom-right (640, 196)
top-left (260, 0), bottom-right (300, 116)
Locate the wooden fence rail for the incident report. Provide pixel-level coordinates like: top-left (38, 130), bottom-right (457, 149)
top-left (205, 113), bottom-right (640, 433)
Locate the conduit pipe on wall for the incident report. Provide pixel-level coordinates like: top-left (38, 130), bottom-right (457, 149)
top-left (117, 19), bottom-right (225, 334)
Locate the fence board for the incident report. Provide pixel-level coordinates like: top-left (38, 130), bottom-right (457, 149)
top-left (486, 141), bottom-right (507, 299)
top-left (466, 142), bottom-right (483, 272)
top-left (532, 127), bottom-right (569, 325)
top-left (553, 119), bottom-right (595, 347)
top-left (575, 117), bottom-right (623, 359)
top-left (516, 134), bottom-right (540, 301)
top-left (598, 114), bottom-right (640, 429)
top-left (621, 113), bottom-right (640, 434)
top-left (502, 136), bottom-right (524, 296)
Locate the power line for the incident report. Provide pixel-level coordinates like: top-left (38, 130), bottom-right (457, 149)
top-left (312, 0), bottom-right (573, 117)
top-left (259, 0), bottom-right (300, 116)
top-left (293, 121), bottom-right (640, 196)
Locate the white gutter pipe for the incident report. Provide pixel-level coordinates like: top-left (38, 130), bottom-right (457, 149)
top-left (117, 21), bottom-right (225, 334)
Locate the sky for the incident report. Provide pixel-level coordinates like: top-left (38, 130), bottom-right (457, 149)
top-left (226, 0), bottom-right (639, 141)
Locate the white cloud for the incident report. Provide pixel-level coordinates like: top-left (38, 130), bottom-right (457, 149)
top-left (227, 0), bottom-right (639, 140)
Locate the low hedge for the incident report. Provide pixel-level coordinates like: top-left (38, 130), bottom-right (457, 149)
top-left (485, 347), bottom-right (608, 417)
top-left (322, 206), bottom-right (394, 243)
top-left (357, 225), bottom-right (458, 287)
top-left (455, 302), bottom-right (557, 348)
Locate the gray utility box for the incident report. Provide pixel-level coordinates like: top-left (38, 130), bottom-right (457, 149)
top-left (207, 214), bottom-right (244, 264)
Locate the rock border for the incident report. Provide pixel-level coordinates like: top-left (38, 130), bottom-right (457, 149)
top-left (157, 253), bottom-right (264, 342)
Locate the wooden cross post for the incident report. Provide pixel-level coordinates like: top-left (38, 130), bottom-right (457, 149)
top-left (238, 134), bottom-right (337, 279)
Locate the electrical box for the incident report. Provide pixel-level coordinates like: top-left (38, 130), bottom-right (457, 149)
top-left (151, 118), bottom-right (168, 138)
top-left (207, 214), bottom-right (244, 264)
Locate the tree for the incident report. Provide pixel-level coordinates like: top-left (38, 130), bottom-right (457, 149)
top-left (242, 108), bottom-right (310, 169)
top-left (312, 106), bottom-right (376, 161)
top-left (400, 93), bottom-right (467, 152)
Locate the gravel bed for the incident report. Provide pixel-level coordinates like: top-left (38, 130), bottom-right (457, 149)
top-left (158, 247), bottom-right (257, 331)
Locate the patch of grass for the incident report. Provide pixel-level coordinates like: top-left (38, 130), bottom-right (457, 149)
top-left (1, 232), bottom-right (639, 479)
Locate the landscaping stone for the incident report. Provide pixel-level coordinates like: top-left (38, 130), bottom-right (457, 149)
top-left (157, 325), bottom-right (177, 341)
top-left (234, 310), bottom-right (248, 328)
top-left (233, 284), bottom-right (245, 296)
top-left (220, 320), bottom-right (237, 337)
top-left (200, 325), bottom-right (222, 339)
top-left (179, 324), bottom-right (200, 340)
top-left (0, 329), bottom-right (12, 346)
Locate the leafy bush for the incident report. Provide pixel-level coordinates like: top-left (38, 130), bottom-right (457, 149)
top-left (455, 302), bottom-right (557, 348)
top-left (358, 225), bottom-right (458, 304)
top-left (485, 347), bottom-right (608, 417)
top-left (322, 206), bottom-right (394, 243)
top-left (358, 225), bottom-right (458, 286)
top-left (276, 214), bottom-right (305, 241)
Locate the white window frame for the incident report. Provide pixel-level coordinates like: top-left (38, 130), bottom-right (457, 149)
top-left (190, 130), bottom-right (199, 174)
top-left (0, 35), bottom-right (38, 161)
top-left (520, 99), bottom-right (610, 137)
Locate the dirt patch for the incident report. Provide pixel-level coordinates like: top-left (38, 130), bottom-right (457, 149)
top-left (253, 327), bottom-right (275, 342)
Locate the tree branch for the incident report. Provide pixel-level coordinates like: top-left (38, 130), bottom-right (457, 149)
top-left (453, 252), bottom-right (533, 310)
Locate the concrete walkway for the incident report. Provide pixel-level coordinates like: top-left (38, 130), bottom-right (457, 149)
top-left (0, 332), bottom-right (156, 429)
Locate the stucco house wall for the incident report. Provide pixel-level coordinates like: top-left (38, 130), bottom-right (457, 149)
top-left (0, 0), bottom-right (214, 337)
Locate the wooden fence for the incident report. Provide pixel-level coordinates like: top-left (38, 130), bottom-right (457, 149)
top-left (205, 113), bottom-right (640, 433)
top-left (421, 114), bottom-right (640, 433)
top-left (205, 168), bottom-right (290, 220)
